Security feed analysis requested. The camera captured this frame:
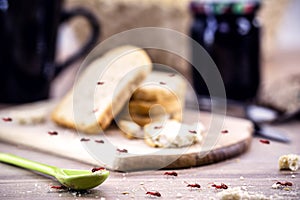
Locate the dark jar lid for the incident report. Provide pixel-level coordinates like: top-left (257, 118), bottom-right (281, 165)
top-left (190, 0), bottom-right (261, 15)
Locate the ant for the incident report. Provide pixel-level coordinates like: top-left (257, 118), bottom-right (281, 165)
top-left (50, 185), bottom-right (67, 190)
top-left (164, 171), bottom-right (178, 177)
top-left (116, 148), bottom-right (128, 153)
top-left (185, 181), bottom-right (201, 189)
top-left (211, 183), bottom-right (228, 189)
top-left (91, 167), bottom-right (105, 172)
top-left (143, 187), bottom-right (161, 197)
top-left (276, 181), bottom-right (293, 186)
top-left (146, 191), bottom-right (161, 197)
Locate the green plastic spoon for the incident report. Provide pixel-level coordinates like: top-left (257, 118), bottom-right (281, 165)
top-left (0, 153), bottom-right (109, 190)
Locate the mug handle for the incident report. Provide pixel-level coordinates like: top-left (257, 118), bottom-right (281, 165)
top-left (54, 8), bottom-right (100, 76)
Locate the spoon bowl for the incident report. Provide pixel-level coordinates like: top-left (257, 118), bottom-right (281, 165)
top-left (0, 153), bottom-right (109, 190)
top-left (55, 168), bottom-right (109, 190)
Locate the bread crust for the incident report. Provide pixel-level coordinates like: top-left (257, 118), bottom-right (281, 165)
top-left (128, 99), bottom-right (182, 116)
top-left (131, 71), bottom-right (186, 102)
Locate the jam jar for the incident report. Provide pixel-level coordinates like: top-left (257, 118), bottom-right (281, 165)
top-left (190, 0), bottom-right (261, 101)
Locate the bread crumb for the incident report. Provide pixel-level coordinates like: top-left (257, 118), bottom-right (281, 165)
top-left (176, 192), bottom-right (182, 198)
top-left (144, 120), bottom-right (205, 148)
top-left (217, 187), bottom-right (268, 200)
top-left (279, 154), bottom-right (299, 171)
top-left (10, 108), bottom-right (47, 125)
top-left (121, 191), bottom-right (130, 195)
top-left (272, 183), bottom-right (281, 189)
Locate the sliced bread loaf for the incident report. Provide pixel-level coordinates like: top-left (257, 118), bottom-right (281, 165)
top-left (51, 46), bottom-right (152, 134)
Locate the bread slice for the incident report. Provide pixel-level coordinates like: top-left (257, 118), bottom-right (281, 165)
top-left (51, 46), bottom-right (152, 134)
top-left (117, 71), bottom-right (186, 127)
top-left (131, 71), bottom-right (186, 103)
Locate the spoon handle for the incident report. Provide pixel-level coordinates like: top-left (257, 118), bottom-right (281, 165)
top-left (0, 153), bottom-right (57, 177)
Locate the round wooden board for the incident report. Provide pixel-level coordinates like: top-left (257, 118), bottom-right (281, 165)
top-left (0, 101), bottom-right (253, 171)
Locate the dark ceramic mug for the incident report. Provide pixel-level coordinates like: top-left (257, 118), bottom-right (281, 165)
top-left (0, 0), bottom-right (100, 103)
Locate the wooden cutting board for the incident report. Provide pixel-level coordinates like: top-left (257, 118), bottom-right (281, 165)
top-left (0, 101), bottom-right (253, 171)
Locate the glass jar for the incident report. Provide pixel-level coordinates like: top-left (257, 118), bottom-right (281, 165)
top-left (190, 0), bottom-right (261, 101)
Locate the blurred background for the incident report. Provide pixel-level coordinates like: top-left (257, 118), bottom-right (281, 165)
top-left (54, 0), bottom-right (300, 115)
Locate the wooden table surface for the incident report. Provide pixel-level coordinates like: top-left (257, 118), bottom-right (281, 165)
top-left (0, 120), bottom-right (299, 199)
